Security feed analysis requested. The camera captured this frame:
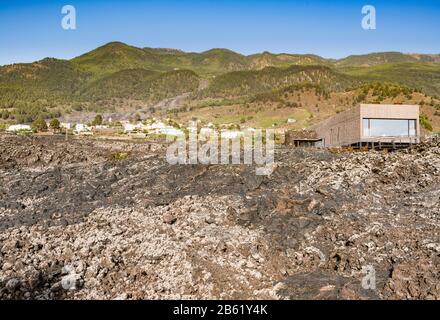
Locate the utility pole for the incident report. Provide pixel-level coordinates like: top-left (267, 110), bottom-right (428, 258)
top-left (65, 118), bottom-right (69, 141)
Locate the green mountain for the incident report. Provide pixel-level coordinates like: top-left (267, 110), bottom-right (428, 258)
top-left (1, 41), bottom-right (440, 125)
top-left (0, 58), bottom-right (90, 98)
top-left (0, 58), bottom-right (92, 121)
top-left (248, 52), bottom-right (330, 69)
top-left (342, 62), bottom-right (440, 97)
top-left (197, 65), bottom-right (355, 98)
top-left (72, 42), bottom-right (162, 76)
top-left (73, 43), bottom-right (251, 76)
top-left (335, 52), bottom-right (440, 67)
top-left (336, 52), bottom-right (420, 67)
top-left (82, 68), bottom-right (199, 102)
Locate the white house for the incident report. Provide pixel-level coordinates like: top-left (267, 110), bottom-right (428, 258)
top-left (74, 123), bottom-right (93, 135)
top-left (122, 122), bottom-right (144, 133)
top-left (60, 122), bottom-right (71, 130)
top-left (6, 124), bottom-right (32, 132)
top-left (221, 130), bottom-right (244, 139)
top-left (93, 125), bottom-right (109, 130)
top-left (158, 127), bottom-right (184, 137)
top-left (145, 121), bottom-right (167, 131)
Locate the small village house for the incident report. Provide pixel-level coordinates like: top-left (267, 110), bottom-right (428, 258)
top-left (6, 124), bottom-right (32, 132)
top-left (74, 123), bottom-right (93, 135)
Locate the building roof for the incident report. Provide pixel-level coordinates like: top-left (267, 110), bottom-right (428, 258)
top-left (285, 129), bottom-right (319, 140)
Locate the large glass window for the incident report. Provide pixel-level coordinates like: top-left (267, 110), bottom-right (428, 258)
top-left (363, 119), bottom-right (417, 137)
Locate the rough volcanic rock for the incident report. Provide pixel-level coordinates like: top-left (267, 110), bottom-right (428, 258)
top-left (0, 134), bottom-right (439, 299)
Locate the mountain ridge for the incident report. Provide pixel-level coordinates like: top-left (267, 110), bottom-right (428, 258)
top-left (3, 41), bottom-right (440, 69)
top-left (1, 41), bottom-right (440, 130)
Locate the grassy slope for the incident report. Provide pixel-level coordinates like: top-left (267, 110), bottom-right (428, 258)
top-left (173, 82), bottom-right (440, 131)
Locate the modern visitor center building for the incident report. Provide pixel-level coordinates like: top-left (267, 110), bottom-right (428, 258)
top-left (312, 104), bottom-right (420, 149)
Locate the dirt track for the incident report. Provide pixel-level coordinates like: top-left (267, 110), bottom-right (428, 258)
top-left (0, 134), bottom-right (439, 299)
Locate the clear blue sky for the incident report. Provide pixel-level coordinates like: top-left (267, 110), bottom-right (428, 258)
top-left (0, 0), bottom-right (439, 65)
